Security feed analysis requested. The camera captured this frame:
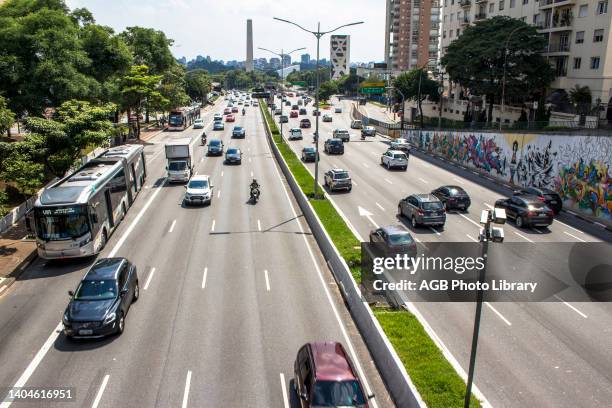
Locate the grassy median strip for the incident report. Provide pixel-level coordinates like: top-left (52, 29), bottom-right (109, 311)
top-left (261, 100), bottom-right (481, 407)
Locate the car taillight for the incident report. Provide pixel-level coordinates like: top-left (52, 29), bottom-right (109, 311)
top-left (527, 211), bottom-right (536, 216)
top-left (537, 196), bottom-right (545, 202)
top-left (418, 210), bottom-right (424, 215)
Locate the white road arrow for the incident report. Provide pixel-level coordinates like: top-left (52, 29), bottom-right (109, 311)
top-left (358, 206), bottom-right (379, 228)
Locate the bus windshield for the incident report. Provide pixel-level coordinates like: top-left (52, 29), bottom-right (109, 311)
top-left (169, 114), bottom-right (183, 126)
top-left (35, 205), bottom-right (90, 240)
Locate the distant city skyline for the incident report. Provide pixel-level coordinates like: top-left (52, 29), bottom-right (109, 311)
top-left (65, 0), bottom-right (385, 63)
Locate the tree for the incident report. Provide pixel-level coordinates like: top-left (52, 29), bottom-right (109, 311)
top-left (119, 65), bottom-right (167, 136)
top-left (120, 26), bottom-right (175, 75)
top-left (159, 64), bottom-right (190, 114)
top-left (441, 16), bottom-right (554, 123)
top-left (0, 95), bottom-right (15, 136)
top-left (337, 73), bottom-right (366, 95)
top-left (319, 81), bottom-right (339, 102)
top-left (393, 69), bottom-right (440, 128)
top-left (569, 85), bottom-right (592, 116)
top-left (185, 69), bottom-right (212, 105)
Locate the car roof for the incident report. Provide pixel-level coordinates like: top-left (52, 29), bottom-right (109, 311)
top-left (327, 138), bottom-right (342, 142)
top-left (330, 168), bottom-right (348, 173)
top-left (516, 194), bottom-right (545, 203)
top-left (413, 193), bottom-right (440, 202)
top-left (309, 342), bottom-right (357, 381)
top-left (386, 150), bottom-right (406, 155)
top-left (190, 175), bottom-right (209, 181)
top-left (303, 147), bottom-right (315, 151)
top-left (380, 225), bottom-right (410, 235)
top-left (85, 258), bottom-right (126, 280)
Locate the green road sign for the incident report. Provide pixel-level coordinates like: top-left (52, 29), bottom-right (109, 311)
top-left (291, 81), bottom-right (307, 87)
top-left (360, 87), bottom-right (385, 94)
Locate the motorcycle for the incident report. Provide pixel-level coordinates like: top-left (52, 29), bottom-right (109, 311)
top-left (201, 133), bottom-right (207, 145)
top-left (242, 109), bottom-right (246, 116)
top-left (250, 186), bottom-right (260, 203)
top-left (360, 134), bottom-right (366, 141)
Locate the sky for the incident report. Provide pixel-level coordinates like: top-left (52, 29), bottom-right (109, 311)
top-left (65, 0), bottom-right (385, 64)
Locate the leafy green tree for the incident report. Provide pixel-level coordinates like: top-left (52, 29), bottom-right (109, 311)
top-left (337, 73), bottom-right (366, 95)
top-left (0, 0), bottom-right (99, 116)
top-left (0, 95), bottom-right (16, 136)
top-left (318, 81), bottom-right (339, 102)
top-left (119, 65), bottom-right (167, 134)
top-left (120, 26), bottom-right (175, 75)
top-left (569, 85), bottom-right (592, 116)
top-left (1, 151), bottom-right (45, 197)
top-left (393, 69), bottom-right (439, 128)
top-left (441, 16), bottom-right (554, 123)
top-left (159, 64), bottom-right (190, 114)
top-left (186, 69), bottom-right (212, 105)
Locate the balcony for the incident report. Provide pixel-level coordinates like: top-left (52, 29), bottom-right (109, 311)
top-left (539, 0), bottom-right (575, 9)
top-left (546, 42), bottom-right (571, 53)
top-left (537, 11), bottom-right (573, 31)
top-left (474, 12), bottom-right (487, 20)
top-left (461, 16), bottom-right (471, 25)
top-left (475, 0), bottom-right (488, 3)
top-left (459, 0), bottom-right (472, 7)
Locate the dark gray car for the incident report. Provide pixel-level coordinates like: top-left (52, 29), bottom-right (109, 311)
top-left (398, 194), bottom-right (446, 228)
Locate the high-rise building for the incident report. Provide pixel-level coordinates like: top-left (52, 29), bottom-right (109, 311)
top-left (301, 53), bottom-right (311, 64)
top-left (385, 0), bottom-right (441, 72)
top-left (269, 57), bottom-right (281, 69)
top-left (282, 54), bottom-right (291, 66)
top-left (246, 19), bottom-right (254, 72)
top-left (330, 35), bottom-right (350, 80)
top-left (441, 0), bottom-right (612, 105)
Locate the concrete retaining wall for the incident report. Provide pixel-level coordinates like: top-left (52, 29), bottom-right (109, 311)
top-left (260, 104), bottom-right (425, 408)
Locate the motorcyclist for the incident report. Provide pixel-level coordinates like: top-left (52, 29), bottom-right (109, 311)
top-left (242, 108), bottom-right (246, 115)
top-left (201, 131), bottom-right (207, 145)
top-left (250, 179), bottom-right (260, 201)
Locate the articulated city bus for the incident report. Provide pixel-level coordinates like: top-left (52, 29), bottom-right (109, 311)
top-left (32, 145), bottom-right (146, 259)
top-left (168, 104), bottom-right (201, 131)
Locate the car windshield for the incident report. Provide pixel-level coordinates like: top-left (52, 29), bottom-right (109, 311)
top-left (334, 172), bottom-right (349, 180)
top-left (168, 161), bottom-right (187, 171)
top-left (304, 148), bottom-right (315, 153)
top-left (34, 205), bottom-right (90, 240)
top-left (74, 279), bottom-right (117, 301)
top-left (393, 154), bottom-right (407, 160)
top-left (311, 380), bottom-right (366, 406)
top-left (388, 233), bottom-right (414, 245)
top-left (336, 130), bottom-right (348, 134)
top-left (234, 127), bottom-right (242, 131)
top-left (227, 149), bottom-right (238, 154)
top-left (188, 180), bottom-right (208, 189)
top-left (423, 201), bottom-right (444, 210)
top-left (209, 140), bottom-right (221, 146)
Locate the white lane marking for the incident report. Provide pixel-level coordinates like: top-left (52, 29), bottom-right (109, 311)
top-left (362, 162), bottom-right (370, 168)
top-left (418, 177), bottom-right (429, 184)
top-left (265, 136), bottom-right (378, 408)
top-left (466, 234), bottom-right (478, 242)
top-left (375, 202), bottom-right (385, 211)
top-left (144, 267), bottom-right (156, 290)
top-left (250, 171), bottom-right (254, 178)
top-left (202, 267), bottom-right (208, 289)
top-left (514, 231), bottom-right (534, 243)
top-left (554, 219), bottom-right (583, 234)
top-left (279, 373), bottom-right (290, 408)
top-left (211, 219), bottom-right (216, 232)
top-left (217, 190), bottom-right (221, 199)
top-left (221, 171), bottom-right (224, 177)
top-left (459, 213), bottom-right (481, 228)
top-left (566, 210), bottom-right (577, 216)
top-left (0, 322), bottom-right (63, 407)
top-left (553, 295), bottom-right (588, 318)
top-left (384, 178), bottom-right (392, 185)
top-left (352, 179), bottom-right (358, 186)
top-left (91, 374), bottom-right (110, 408)
top-left (429, 227), bottom-right (441, 236)
top-left (594, 221), bottom-right (607, 228)
top-left (485, 302), bottom-right (512, 326)
top-left (531, 227), bottom-right (543, 234)
top-left (109, 179), bottom-right (166, 257)
top-left (194, 171), bottom-right (198, 176)
top-left (453, 177), bottom-right (465, 185)
top-left (472, 171), bottom-right (479, 175)
top-left (358, 206), bottom-right (379, 228)
top-left (181, 370), bottom-right (192, 408)
top-left (168, 219), bottom-right (177, 233)
top-left (257, 219), bottom-right (262, 231)
top-left (483, 203), bottom-right (494, 210)
top-left (564, 231), bottom-right (586, 242)
top-left (264, 270), bottom-right (271, 291)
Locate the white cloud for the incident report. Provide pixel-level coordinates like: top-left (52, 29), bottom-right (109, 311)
top-left (65, 0), bottom-right (384, 63)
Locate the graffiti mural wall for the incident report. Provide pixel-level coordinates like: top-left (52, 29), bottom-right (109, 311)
top-left (407, 130), bottom-right (611, 224)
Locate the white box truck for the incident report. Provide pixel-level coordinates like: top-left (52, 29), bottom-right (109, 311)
top-left (165, 138), bottom-right (193, 183)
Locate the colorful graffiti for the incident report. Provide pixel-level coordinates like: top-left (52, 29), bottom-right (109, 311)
top-left (406, 129), bottom-right (612, 225)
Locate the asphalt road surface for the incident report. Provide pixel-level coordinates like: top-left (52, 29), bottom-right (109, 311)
top-left (274, 94), bottom-right (612, 408)
top-left (0, 98), bottom-right (393, 408)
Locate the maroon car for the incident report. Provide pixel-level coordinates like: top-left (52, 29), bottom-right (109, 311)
top-left (294, 342), bottom-right (374, 407)
top-left (300, 118), bottom-right (311, 128)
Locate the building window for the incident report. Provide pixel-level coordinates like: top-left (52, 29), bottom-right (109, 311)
top-left (451, 0), bottom-right (455, 4)
top-left (573, 57), bottom-right (581, 69)
top-left (590, 56), bottom-right (600, 69)
top-left (510, 0), bottom-right (516, 7)
top-left (575, 31), bottom-right (584, 43)
top-left (444, 15), bottom-right (447, 22)
top-left (450, 30), bottom-right (453, 38)
top-left (522, 0), bottom-right (528, 4)
top-left (533, 13), bottom-right (539, 24)
top-left (457, 11), bottom-right (461, 19)
top-left (489, 3), bottom-right (494, 12)
top-left (443, 30), bottom-right (447, 38)
top-left (450, 14), bottom-right (454, 21)
top-left (578, 5), bottom-right (588, 17)
top-left (597, 1), bottom-right (608, 14)
top-left (521, 16), bottom-right (526, 22)
top-left (457, 28), bottom-right (461, 36)
top-left (444, 0), bottom-right (448, 6)
top-left (593, 29), bottom-right (604, 42)
top-left (499, 0), bottom-right (505, 10)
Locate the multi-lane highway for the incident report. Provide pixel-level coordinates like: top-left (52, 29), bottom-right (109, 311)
top-left (0, 98), bottom-right (393, 408)
top-left (273, 94), bottom-right (612, 408)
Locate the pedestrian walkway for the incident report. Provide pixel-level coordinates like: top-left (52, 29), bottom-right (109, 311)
top-left (0, 219), bottom-right (36, 293)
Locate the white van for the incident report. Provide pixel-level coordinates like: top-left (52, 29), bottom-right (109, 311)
top-left (350, 120), bottom-right (362, 129)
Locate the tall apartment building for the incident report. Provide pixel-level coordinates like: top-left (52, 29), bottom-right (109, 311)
top-left (384, 0), bottom-right (441, 72)
top-left (301, 53), bottom-right (311, 64)
top-left (330, 35), bottom-right (351, 80)
top-left (441, 0), bottom-right (612, 106)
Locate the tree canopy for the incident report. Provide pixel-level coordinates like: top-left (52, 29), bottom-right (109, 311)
top-left (393, 69), bottom-right (440, 128)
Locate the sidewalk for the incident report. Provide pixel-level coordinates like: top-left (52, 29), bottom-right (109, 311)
top-left (0, 219), bottom-right (36, 294)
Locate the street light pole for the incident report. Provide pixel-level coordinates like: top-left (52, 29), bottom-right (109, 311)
top-left (274, 17), bottom-right (364, 199)
top-left (258, 46), bottom-right (306, 143)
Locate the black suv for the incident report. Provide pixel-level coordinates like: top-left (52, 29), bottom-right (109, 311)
top-left (300, 118), bottom-right (312, 128)
top-left (398, 194), bottom-right (446, 228)
top-left (495, 195), bottom-right (554, 228)
top-left (324, 138), bottom-right (344, 154)
top-left (431, 185), bottom-right (471, 211)
top-left (63, 258), bottom-right (139, 339)
top-left (513, 187), bottom-right (562, 214)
